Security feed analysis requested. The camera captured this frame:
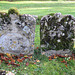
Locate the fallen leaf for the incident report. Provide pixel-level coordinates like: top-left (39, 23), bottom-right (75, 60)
top-left (15, 64), bottom-right (20, 66)
top-left (11, 59), bottom-right (15, 63)
top-left (12, 55), bottom-right (15, 57)
top-left (34, 62), bottom-right (36, 64)
top-left (28, 56), bottom-right (32, 59)
top-left (56, 54), bottom-right (68, 58)
top-left (30, 56), bottom-right (32, 59)
top-left (49, 56), bottom-right (52, 60)
top-left (1, 56), bottom-right (8, 61)
top-left (49, 59), bottom-right (52, 61)
top-left (5, 61), bottom-right (9, 64)
top-left (6, 53), bottom-right (12, 58)
top-left (54, 55), bottom-right (57, 59)
top-left (11, 63), bottom-right (20, 66)
top-left (0, 53), bottom-right (4, 56)
top-left (26, 62), bottom-right (29, 66)
top-left (17, 59), bottom-right (23, 62)
top-left (36, 47), bottom-right (39, 49)
top-left (22, 57), bottom-right (25, 60)
top-left (65, 65), bottom-right (67, 68)
top-left (61, 59), bottom-right (66, 63)
top-left (8, 62), bottom-right (11, 66)
top-left (0, 60), bottom-right (1, 64)
top-left (19, 54), bottom-right (24, 57)
top-left (36, 60), bottom-right (40, 62)
top-left (69, 57), bottom-right (72, 61)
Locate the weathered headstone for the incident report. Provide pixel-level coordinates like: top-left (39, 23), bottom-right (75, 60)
top-left (0, 13), bottom-right (36, 55)
top-left (40, 13), bottom-right (75, 56)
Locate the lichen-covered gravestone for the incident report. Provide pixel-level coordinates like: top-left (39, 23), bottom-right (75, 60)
top-left (0, 9), bottom-right (36, 55)
top-left (40, 13), bottom-right (75, 56)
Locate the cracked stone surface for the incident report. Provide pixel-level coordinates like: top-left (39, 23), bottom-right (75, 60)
top-left (0, 14), bottom-right (36, 55)
top-left (40, 13), bottom-right (75, 51)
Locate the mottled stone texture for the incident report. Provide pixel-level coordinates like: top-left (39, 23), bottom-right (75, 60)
top-left (42, 49), bottom-right (72, 57)
top-left (0, 13), bottom-right (36, 55)
top-left (40, 13), bottom-right (75, 51)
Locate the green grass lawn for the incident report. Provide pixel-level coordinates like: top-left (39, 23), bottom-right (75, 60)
top-left (0, 1), bottom-right (75, 16)
top-left (0, 1), bottom-right (75, 75)
top-left (34, 25), bottom-right (40, 47)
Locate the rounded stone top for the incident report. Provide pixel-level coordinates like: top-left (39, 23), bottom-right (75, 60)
top-left (20, 14), bottom-right (36, 25)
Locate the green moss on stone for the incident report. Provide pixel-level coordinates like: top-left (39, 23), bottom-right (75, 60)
top-left (49, 13), bottom-right (54, 16)
top-left (8, 7), bottom-right (19, 15)
top-left (0, 12), bottom-right (8, 18)
top-left (19, 14), bottom-right (22, 20)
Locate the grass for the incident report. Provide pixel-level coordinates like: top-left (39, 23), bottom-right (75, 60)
top-left (0, 55), bottom-right (75, 75)
top-left (34, 25), bottom-right (40, 47)
top-left (0, 1), bottom-right (75, 75)
top-left (0, 1), bottom-right (75, 16)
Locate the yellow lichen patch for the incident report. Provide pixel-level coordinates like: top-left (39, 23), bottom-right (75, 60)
top-left (13, 41), bottom-right (16, 44)
top-left (29, 34), bottom-right (31, 36)
top-left (74, 45), bottom-right (75, 48)
top-left (10, 44), bottom-right (16, 48)
top-left (24, 55), bottom-right (28, 57)
top-left (0, 33), bottom-right (2, 36)
top-left (1, 47), bottom-right (4, 49)
top-left (32, 45), bottom-right (34, 47)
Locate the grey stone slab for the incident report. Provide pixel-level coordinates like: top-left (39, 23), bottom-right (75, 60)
top-left (0, 14), bottom-right (36, 55)
top-left (40, 13), bottom-right (75, 51)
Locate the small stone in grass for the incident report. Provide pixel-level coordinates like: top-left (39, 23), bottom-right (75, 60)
top-left (0, 70), bottom-right (6, 75)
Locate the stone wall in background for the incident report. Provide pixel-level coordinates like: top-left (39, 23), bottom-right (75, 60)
top-left (0, 13), bottom-right (36, 55)
top-left (40, 13), bottom-right (75, 51)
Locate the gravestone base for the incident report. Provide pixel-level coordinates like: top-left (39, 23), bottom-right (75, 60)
top-left (42, 49), bottom-right (72, 57)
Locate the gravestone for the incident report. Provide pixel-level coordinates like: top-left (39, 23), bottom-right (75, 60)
top-left (40, 13), bottom-right (75, 56)
top-left (0, 13), bottom-right (36, 55)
